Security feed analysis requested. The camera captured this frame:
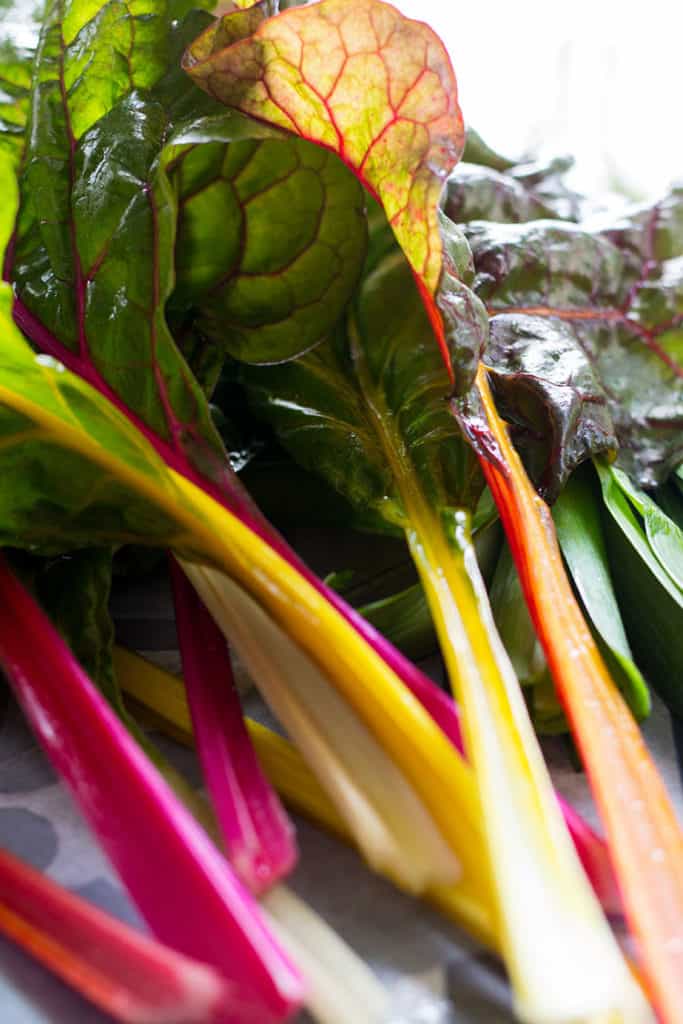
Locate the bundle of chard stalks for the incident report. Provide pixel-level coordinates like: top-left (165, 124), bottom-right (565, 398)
top-left (0, 0), bottom-right (682, 1020)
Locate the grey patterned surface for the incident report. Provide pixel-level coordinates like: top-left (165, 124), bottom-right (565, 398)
top-left (0, 555), bottom-right (681, 1022)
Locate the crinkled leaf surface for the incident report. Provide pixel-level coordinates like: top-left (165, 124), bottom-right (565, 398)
top-left (0, 278), bottom-right (201, 558)
top-left (443, 147), bottom-right (587, 226)
top-left (241, 210), bottom-right (483, 530)
top-left (170, 134), bottom-right (366, 363)
top-left (183, 0), bottom-right (490, 390)
top-left (454, 184), bottom-right (683, 496)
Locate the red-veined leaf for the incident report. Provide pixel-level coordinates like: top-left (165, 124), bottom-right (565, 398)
top-left (183, 0), bottom-right (465, 374)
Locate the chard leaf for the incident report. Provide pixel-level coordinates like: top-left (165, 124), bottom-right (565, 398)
top-left (184, 0), bottom-right (463, 294)
top-left (0, 287), bottom-right (197, 554)
top-left (12, 1), bottom-right (367, 482)
top-left (608, 465), bottom-right (683, 592)
top-left (184, 0), bottom-right (490, 390)
top-left (551, 465), bottom-right (650, 719)
top-left (461, 189), bottom-right (683, 496)
top-left (597, 459), bottom-right (683, 716)
top-left (170, 134), bottom-right (367, 363)
top-left (0, 35), bottom-right (30, 168)
top-left (12, 3), bottom-right (225, 459)
top-left (241, 210), bottom-right (484, 529)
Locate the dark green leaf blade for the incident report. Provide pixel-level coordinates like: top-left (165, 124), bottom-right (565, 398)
top-left (597, 458), bottom-right (683, 717)
top-left (552, 464), bottom-right (650, 719)
top-left (608, 465), bottom-right (683, 592)
top-left (12, 0), bottom-right (368, 490)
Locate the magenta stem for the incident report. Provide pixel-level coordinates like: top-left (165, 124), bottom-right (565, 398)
top-left (0, 555), bottom-right (304, 1023)
top-left (170, 558), bottom-right (297, 895)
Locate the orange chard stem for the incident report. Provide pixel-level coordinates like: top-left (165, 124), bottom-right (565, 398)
top-left (473, 363), bottom-right (683, 1022)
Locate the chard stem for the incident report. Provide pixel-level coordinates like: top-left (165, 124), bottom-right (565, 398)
top-left (473, 364), bottom-right (683, 1022)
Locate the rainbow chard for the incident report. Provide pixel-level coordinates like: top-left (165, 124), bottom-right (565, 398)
top-left (1, 0), bottom-right (489, 964)
top-left (238, 196), bottom-right (644, 1021)
top-left (183, 0), bottom-right (682, 1018)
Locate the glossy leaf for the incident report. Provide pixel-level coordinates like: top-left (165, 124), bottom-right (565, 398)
top-left (0, 35), bottom-right (30, 168)
top-left (183, 0), bottom-right (493, 389)
top-left (242, 210), bottom-right (484, 528)
top-left (597, 459), bottom-right (683, 717)
top-left (608, 465), bottom-right (683, 592)
top-left (552, 464), bottom-right (651, 720)
top-left (184, 0), bottom-right (464, 294)
top-left (460, 188), bottom-right (683, 496)
top-left (12, 2), bottom-right (366, 474)
top-left (0, 290), bottom-right (198, 555)
top-left (445, 149), bottom-right (586, 224)
top-left (170, 135), bottom-right (367, 363)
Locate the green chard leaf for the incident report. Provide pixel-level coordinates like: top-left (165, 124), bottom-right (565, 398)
top-left (0, 284), bottom-right (198, 556)
top-left (552, 464), bottom-right (650, 719)
top-left (597, 458), bottom-right (683, 717)
top-left (170, 134), bottom-right (367, 363)
top-left (0, 35), bottom-right (31, 168)
top-left (10, 0), bottom-right (367, 497)
top-left (183, 0), bottom-right (490, 394)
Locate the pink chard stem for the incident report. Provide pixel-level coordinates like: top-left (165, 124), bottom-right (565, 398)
top-left (0, 555), bottom-right (305, 1023)
top-left (170, 557), bottom-right (297, 895)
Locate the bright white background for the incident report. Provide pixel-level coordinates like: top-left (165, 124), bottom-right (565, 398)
top-left (395, 0), bottom-right (682, 200)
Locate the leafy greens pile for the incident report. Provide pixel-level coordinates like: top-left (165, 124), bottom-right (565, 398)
top-left (0, 0), bottom-right (682, 1022)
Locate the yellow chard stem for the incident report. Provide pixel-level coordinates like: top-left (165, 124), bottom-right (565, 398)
top-left (114, 646), bottom-right (498, 949)
top-left (405, 507), bottom-right (651, 1022)
top-left (348, 350), bottom-right (650, 1021)
top-left (158, 469), bottom-right (493, 904)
